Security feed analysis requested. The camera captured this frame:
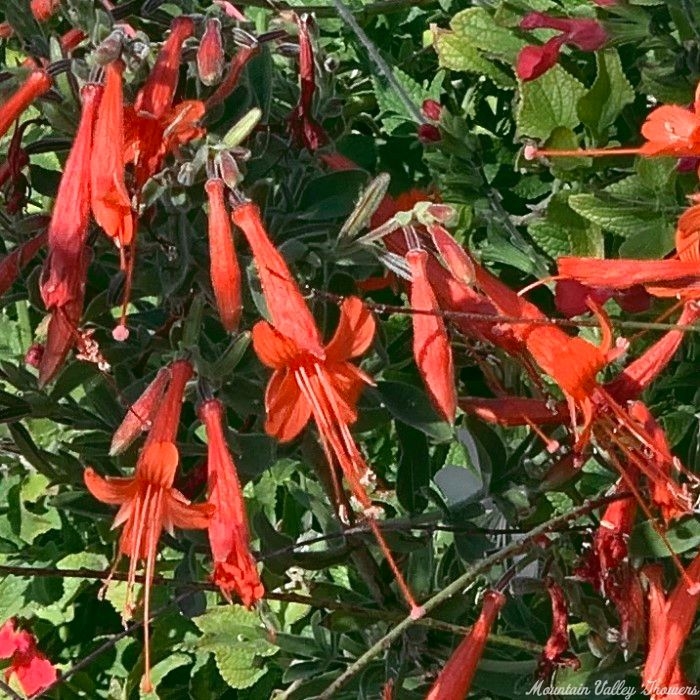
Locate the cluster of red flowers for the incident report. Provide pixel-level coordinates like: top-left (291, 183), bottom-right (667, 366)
top-left (0, 4), bottom-right (699, 699)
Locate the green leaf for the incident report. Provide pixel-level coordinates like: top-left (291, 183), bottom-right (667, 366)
top-left (373, 381), bottom-right (453, 442)
top-left (629, 516), bottom-right (700, 558)
top-left (193, 605), bottom-right (278, 690)
top-left (578, 50), bottom-right (635, 136)
top-left (517, 65), bottom-right (587, 140)
top-left (449, 8), bottom-right (525, 62)
top-left (395, 422), bottom-right (430, 513)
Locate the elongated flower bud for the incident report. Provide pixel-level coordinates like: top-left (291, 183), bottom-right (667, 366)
top-left (135, 16), bottom-right (195, 120)
top-left (43, 83), bottom-right (102, 309)
top-left (90, 62), bottom-right (133, 249)
top-left (426, 590), bottom-right (506, 699)
top-left (205, 179), bottom-right (242, 331)
top-left (199, 399), bottom-right (264, 606)
top-left (110, 368), bottom-right (170, 455)
top-left (428, 223), bottom-right (474, 287)
top-left (0, 70), bottom-right (52, 140)
top-left (406, 249), bottom-right (456, 423)
top-left (197, 18), bottom-right (224, 86)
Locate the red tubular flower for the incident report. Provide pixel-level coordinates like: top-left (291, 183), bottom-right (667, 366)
top-left (90, 61), bottom-right (133, 249)
top-left (459, 396), bottom-right (566, 426)
top-left (555, 280), bottom-right (651, 317)
top-left (205, 179), bottom-right (242, 332)
top-left (135, 17), bottom-right (195, 120)
top-left (517, 12), bottom-right (606, 81)
top-left (199, 399), bottom-right (264, 606)
top-left (0, 619), bottom-right (57, 696)
top-left (30, 0), bottom-right (60, 21)
top-left (516, 37), bottom-right (565, 81)
top-left (539, 578), bottom-right (579, 677)
top-left (83, 360), bottom-right (212, 692)
top-left (426, 590), bottom-right (506, 700)
top-left (0, 232), bottom-right (46, 298)
top-left (642, 554), bottom-right (700, 698)
top-left (42, 82), bottom-right (102, 310)
top-left (289, 13), bottom-right (327, 151)
top-left (231, 201), bottom-right (324, 356)
top-left (0, 70), bottom-right (52, 140)
top-left (110, 368), bottom-right (170, 456)
top-left (197, 18), bottom-right (225, 86)
top-left (406, 249), bottom-right (456, 423)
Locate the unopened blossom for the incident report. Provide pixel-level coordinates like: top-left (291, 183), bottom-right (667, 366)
top-left (426, 590), bottom-right (506, 699)
top-left (199, 399), bottom-right (264, 606)
top-left (205, 178), bottom-right (242, 332)
top-left (197, 18), bottom-right (225, 86)
top-left (539, 579), bottom-right (580, 677)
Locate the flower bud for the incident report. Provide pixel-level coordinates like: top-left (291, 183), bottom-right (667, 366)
top-left (421, 98), bottom-right (442, 121)
top-left (197, 18), bottom-right (225, 86)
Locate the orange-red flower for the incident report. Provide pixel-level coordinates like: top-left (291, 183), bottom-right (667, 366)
top-left (30, 0), bottom-right (60, 22)
top-left (205, 178), bottom-right (242, 332)
top-left (425, 590), bottom-right (506, 700)
top-left (123, 19), bottom-right (204, 191)
top-left (0, 69), bottom-right (52, 140)
top-left (42, 82), bottom-right (102, 310)
top-left (199, 398), bottom-right (264, 606)
top-left (643, 554), bottom-right (700, 699)
top-left (134, 17), bottom-right (195, 120)
top-left (0, 618), bottom-right (57, 696)
top-left (83, 360), bottom-right (212, 692)
top-left (252, 296), bottom-right (376, 501)
top-left (90, 61), bottom-right (133, 249)
top-left (406, 249), bottom-right (456, 423)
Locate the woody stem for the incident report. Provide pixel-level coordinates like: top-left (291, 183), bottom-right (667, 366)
top-left (315, 493), bottom-right (628, 699)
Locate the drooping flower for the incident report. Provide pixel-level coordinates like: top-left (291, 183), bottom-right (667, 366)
top-left (538, 578), bottom-right (580, 677)
top-left (205, 178), bottom-right (242, 332)
top-left (236, 199), bottom-right (420, 613)
top-left (517, 12), bottom-right (607, 81)
top-left (0, 69), bottom-right (52, 140)
top-left (42, 82), bottom-right (102, 310)
top-left (406, 249), bottom-right (456, 423)
top-left (197, 18), bottom-right (225, 86)
top-left (204, 44), bottom-right (260, 110)
top-left (642, 554), bottom-right (700, 699)
top-left (83, 359), bottom-right (212, 692)
top-left (199, 398), bottom-right (264, 606)
top-left (90, 61), bottom-right (133, 250)
top-left (289, 13), bottom-right (327, 151)
top-left (0, 619), bottom-right (57, 696)
top-left (134, 17), bottom-right (195, 120)
top-left (425, 590), bottom-right (506, 700)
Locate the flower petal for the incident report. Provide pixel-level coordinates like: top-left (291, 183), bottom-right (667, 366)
top-left (264, 369), bottom-right (311, 441)
top-left (325, 296), bottom-right (376, 362)
top-left (252, 321), bottom-right (300, 369)
top-left (83, 467), bottom-right (135, 505)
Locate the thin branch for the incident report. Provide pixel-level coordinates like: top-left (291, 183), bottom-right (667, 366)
top-left (315, 493), bottom-right (626, 699)
top-left (0, 678), bottom-right (24, 700)
top-left (308, 286), bottom-right (700, 334)
top-left (330, 0), bottom-right (426, 123)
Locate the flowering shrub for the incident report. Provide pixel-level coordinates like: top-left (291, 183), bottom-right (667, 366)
top-left (0, 0), bottom-right (699, 698)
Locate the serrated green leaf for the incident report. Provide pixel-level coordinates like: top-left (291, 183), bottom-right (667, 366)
top-left (449, 7), bottom-right (525, 62)
top-left (517, 65), bottom-right (587, 140)
top-left (193, 605), bottom-right (277, 690)
top-left (434, 32), bottom-right (515, 88)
